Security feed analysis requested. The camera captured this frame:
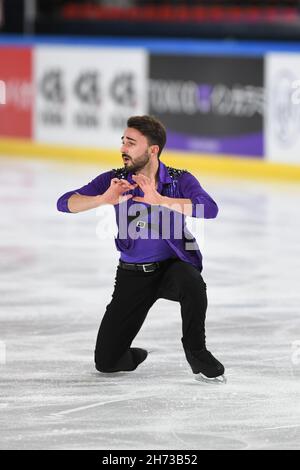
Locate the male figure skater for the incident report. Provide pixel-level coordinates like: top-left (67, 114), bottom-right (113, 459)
top-left (57, 115), bottom-right (225, 383)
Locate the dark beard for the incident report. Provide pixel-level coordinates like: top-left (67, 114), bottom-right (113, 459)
top-left (123, 153), bottom-right (150, 173)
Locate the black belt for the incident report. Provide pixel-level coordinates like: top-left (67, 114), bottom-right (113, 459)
top-left (119, 260), bottom-right (161, 273)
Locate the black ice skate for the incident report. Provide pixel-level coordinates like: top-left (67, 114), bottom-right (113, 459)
top-left (184, 348), bottom-right (226, 384)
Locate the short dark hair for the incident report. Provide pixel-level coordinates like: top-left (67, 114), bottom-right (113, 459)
top-left (127, 115), bottom-right (166, 158)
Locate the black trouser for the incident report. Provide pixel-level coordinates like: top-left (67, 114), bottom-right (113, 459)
top-left (94, 259), bottom-right (207, 373)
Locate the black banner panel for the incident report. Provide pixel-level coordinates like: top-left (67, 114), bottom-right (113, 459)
top-left (149, 54), bottom-right (264, 157)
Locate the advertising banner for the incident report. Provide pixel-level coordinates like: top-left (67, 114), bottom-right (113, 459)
top-left (265, 53), bottom-right (300, 164)
top-left (0, 47), bottom-right (33, 138)
top-left (0, 79), bottom-right (5, 104)
top-left (149, 54), bottom-right (264, 157)
top-left (34, 46), bottom-right (148, 148)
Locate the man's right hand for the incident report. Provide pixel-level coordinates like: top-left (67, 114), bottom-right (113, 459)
top-left (67, 178), bottom-right (137, 213)
top-left (101, 178), bottom-right (137, 205)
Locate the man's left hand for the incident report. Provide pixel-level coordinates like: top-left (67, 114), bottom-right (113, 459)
top-left (131, 174), bottom-right (164, 205)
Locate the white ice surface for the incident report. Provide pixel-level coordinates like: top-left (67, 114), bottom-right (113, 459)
top-left (0, 157), bottom-right (300, 450)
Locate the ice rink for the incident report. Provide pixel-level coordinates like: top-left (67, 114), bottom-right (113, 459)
top-left (0, 156), bottom-right (300, 450)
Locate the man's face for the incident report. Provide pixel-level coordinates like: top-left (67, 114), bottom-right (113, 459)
top-left (121, 127), bottom-right (151, 172)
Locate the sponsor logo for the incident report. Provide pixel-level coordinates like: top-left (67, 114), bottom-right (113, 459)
top-left (39, 69), bottom-right (65, 125)
top-left (0, 47), bottom-right (33, 138)
top-left (38, 69), bottom-right (139, 130)
top-left (271, 71), bottom-right (300, 147)
top-left (109, 73), bottom-right (138, 130)
top-left (150, 79), bottom-right (264, 117)
top-left (38, 69), bottom-right (102, 128)
top-left (73, 71), bottom-right (101, 128)
top-left (40, 69), bottom-right (65, 104)
top-left (0, 80), bottom-right (5, 105)
top-left (1, 79), bottom-right (32, 109)
top-left (74, 71), bottom-right (100, 105)
top-left (110, 73), bottom-right (136, 107)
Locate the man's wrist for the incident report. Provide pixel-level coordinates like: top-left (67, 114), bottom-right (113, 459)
top-left (159, 195), bottom-right (168, 206)
top-left (95, 194), bottom-right (108, 206)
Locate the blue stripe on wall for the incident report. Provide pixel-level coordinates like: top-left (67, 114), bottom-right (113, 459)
top-left (1, 35), bottom-right (300, 56)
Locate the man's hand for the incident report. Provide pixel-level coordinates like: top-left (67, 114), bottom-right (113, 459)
top-left (102, 178), bottom-right (137, 205)
top-left (67, 178), bottom-right (136, 213)
top-left (131, 174), bottom-right (193, 215)
top-left (131, 174), bottom-right (163, 205)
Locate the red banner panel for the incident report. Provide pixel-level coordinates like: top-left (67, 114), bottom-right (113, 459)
top-left (0, 47), bottom-right (33, 138)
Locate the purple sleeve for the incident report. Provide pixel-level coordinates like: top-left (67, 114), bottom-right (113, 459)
top-left (179, 172), bottom-right (219, 219)
top-left (57, 170), bottom-right (113, 213)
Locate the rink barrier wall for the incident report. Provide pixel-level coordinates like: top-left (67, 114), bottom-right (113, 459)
top-left (2, 36), bottom-right (300, 179)
top-left (1, 138), bottom-right (300, 182)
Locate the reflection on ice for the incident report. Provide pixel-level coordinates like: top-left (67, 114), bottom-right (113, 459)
top-left (0, 157), bottom-right (300, 450)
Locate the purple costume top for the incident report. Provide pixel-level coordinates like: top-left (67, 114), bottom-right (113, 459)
top-left (57, 161), bottom-right (218, 270)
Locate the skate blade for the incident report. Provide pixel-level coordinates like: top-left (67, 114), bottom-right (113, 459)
top-left (194, 373), bottom-right (227, 384)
